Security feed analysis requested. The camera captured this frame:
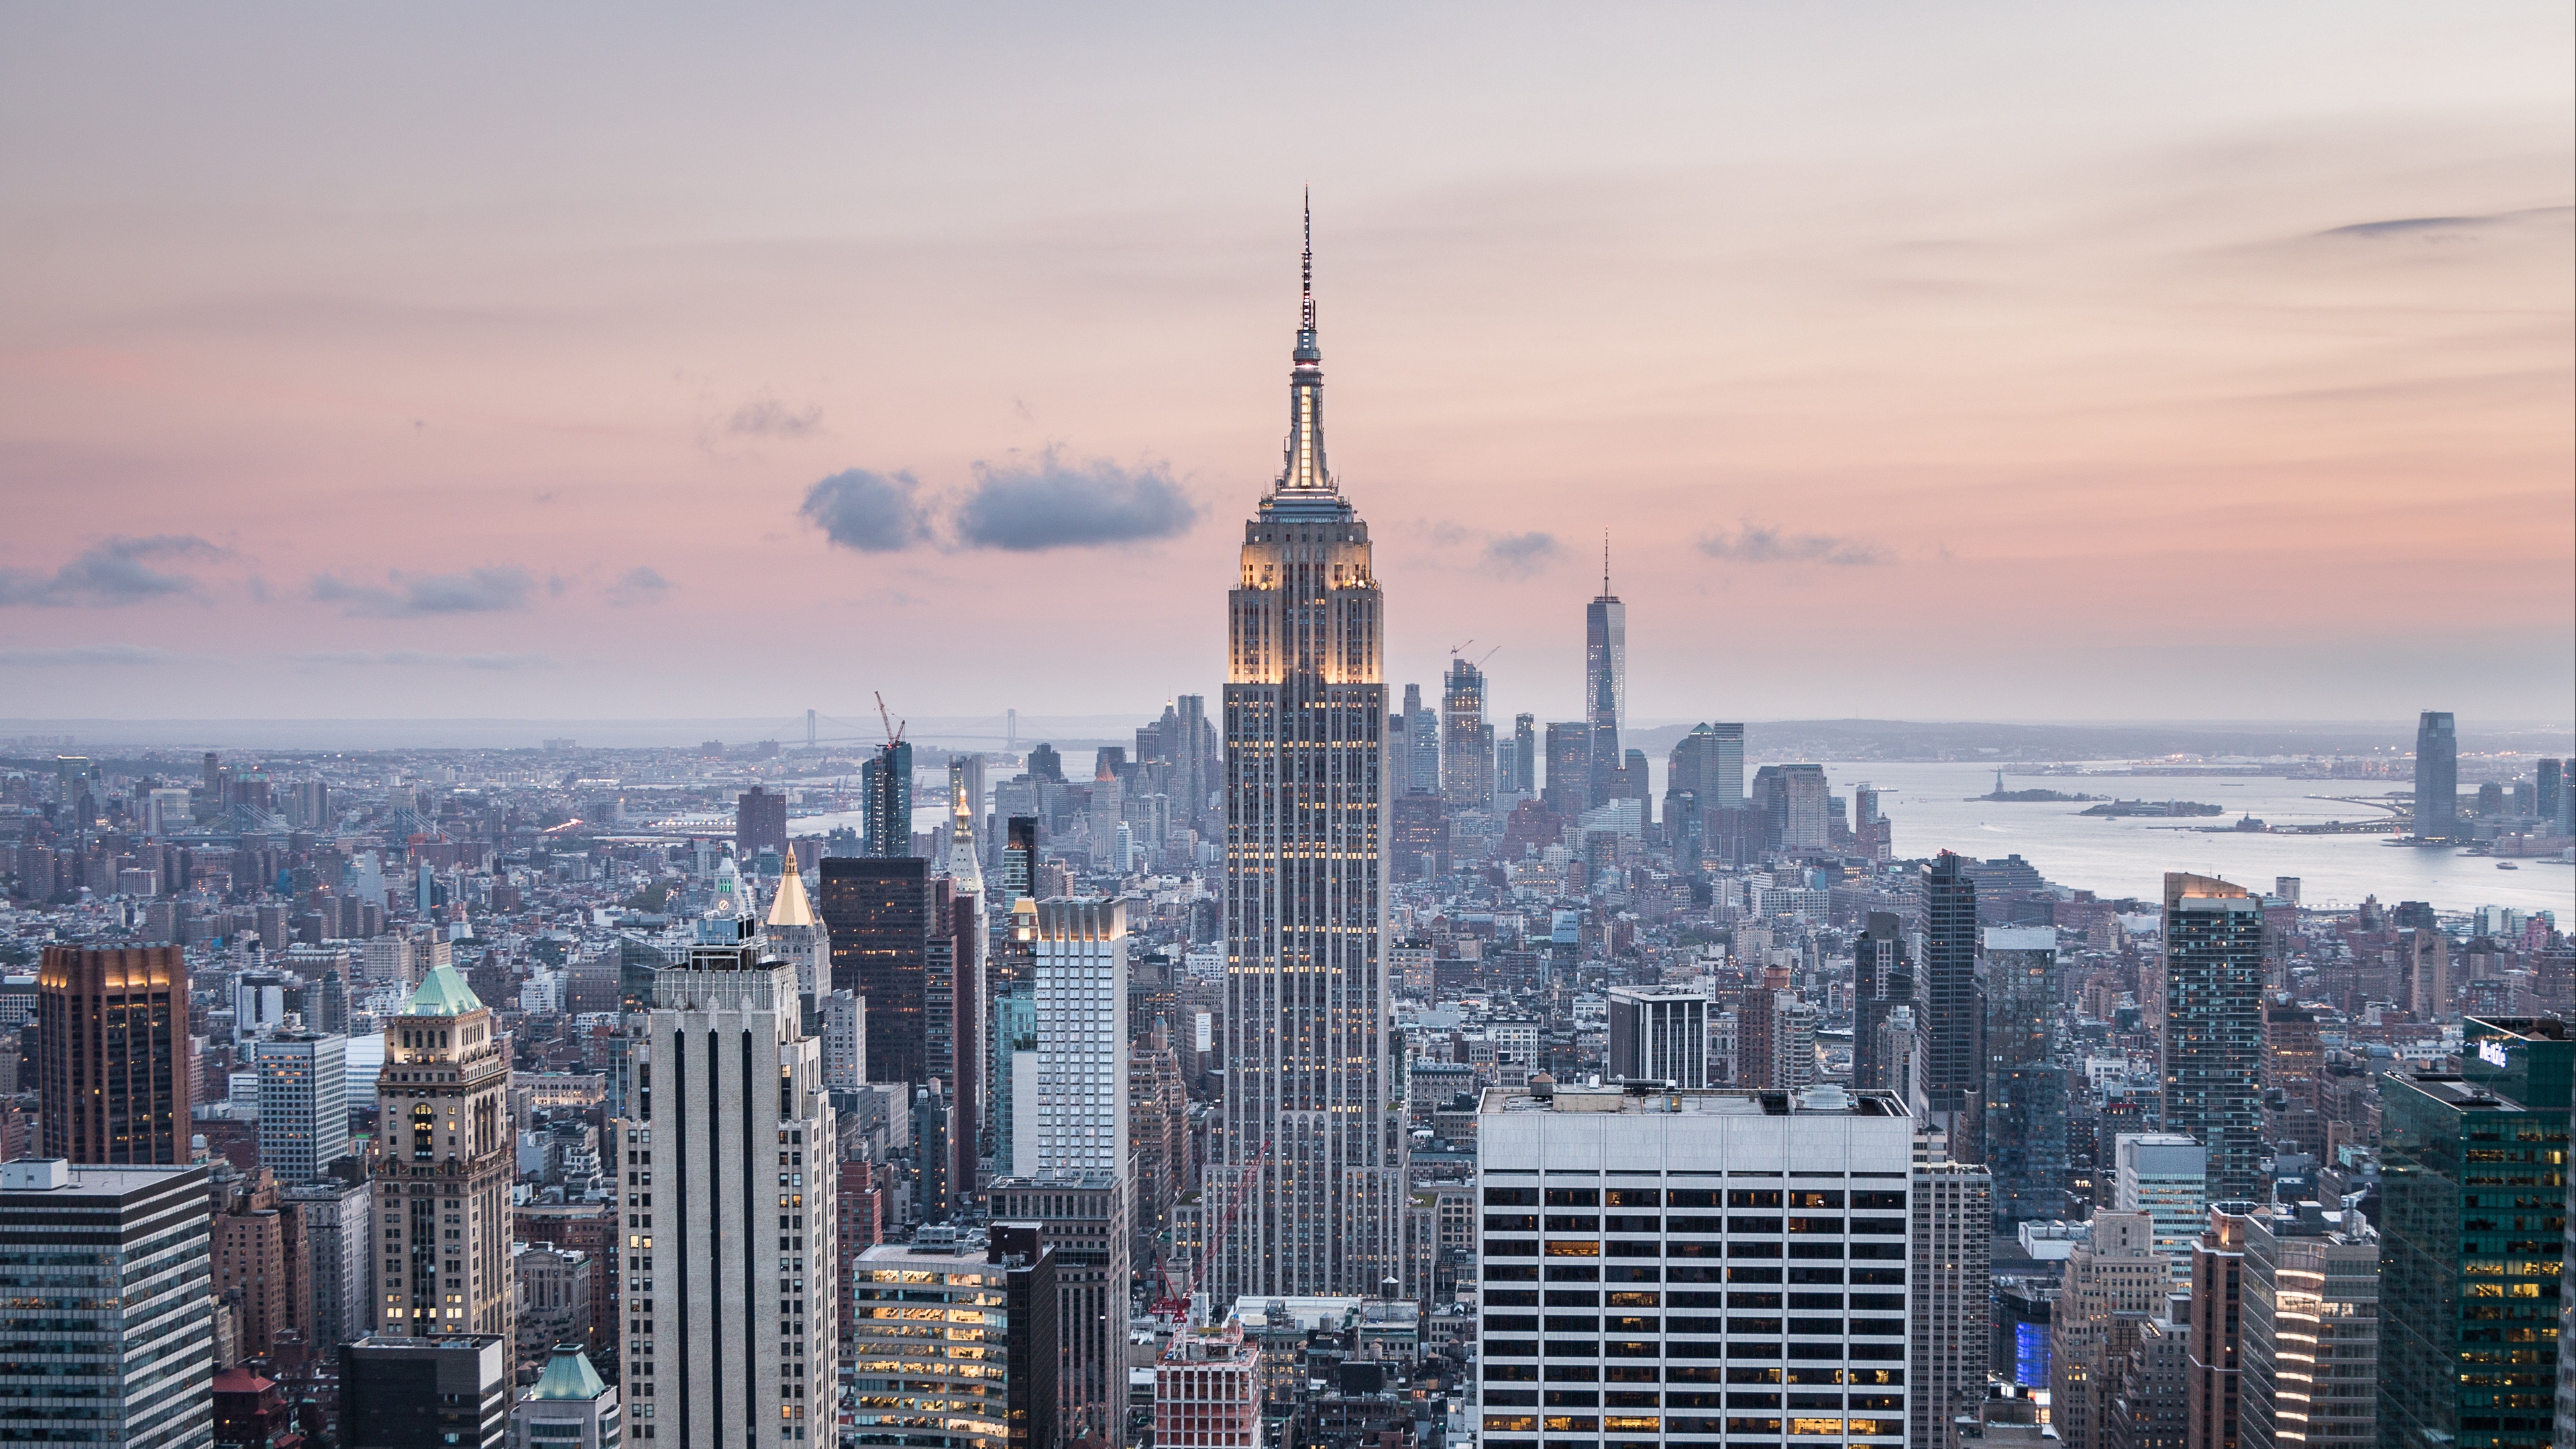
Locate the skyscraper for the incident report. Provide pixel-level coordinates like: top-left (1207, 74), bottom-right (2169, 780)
top-left (2051, 1212), bottom-right (2170, 1449)
top-left (1604, 985), bottom-right (1708, 1086)
top-left (0, 1159), bottom-right (212, 1449)
top-left (1216, 202), bottom-right (1401, 1303)
top-left (627, 913), bottom-right (839, 1449)
top-left (2237, 1203), bottom-right (2377, 1449)
top-left (1473, 1081), bottom-right (1915, 1449)
top-left (862, 739), bottom-right (914, 857)
top-left (256, 1028), bottom-right (348, 1184)
top-left (765, 844), bottom-right (828, 998)
top-left (1664, 722), bottom-right (1744, 849)
top-left (1985, 925), bottom-right (2065, 1224)
top-left (2380, 1017), bottom-right (2570, 1449)
top-left (2161, 873), bottom-right (2265, 1201)
top-left (735, 784), bottom-right (788, 862)
top-left (1543, 720), bottom-right (1591, 817)
top-left (1585, 542), bottom-right (1625, 806)
top-left (818, 855), bottom-right (930, 1083)
top-left (1913, 1161), bottom-right (1996, 1449)
top-left (372, 962), bottom-right (514, 1340)
top-left (1401, 682), bottom-right (1441, 795)
top-left (1441, 653), bottom-right (1495, 814)
top-left (1511, 712), bottom-right (1537, 796)
top-left (1851, 912), bottom-right (1913, 1094)
top-left (1915, 853), bottom-right (1982, 1162)
top-left (37, 943), bottom-right (192, 1164)
top-left (2414, 710), bottom-right (2457, 838)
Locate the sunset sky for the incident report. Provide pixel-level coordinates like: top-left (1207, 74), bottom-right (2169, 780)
top-left (3, 3), bottom-right (2569, 730)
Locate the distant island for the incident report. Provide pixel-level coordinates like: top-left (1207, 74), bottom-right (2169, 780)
top-left (1970, 787), bottom-right (2107, 803)
top-left (2080, 799), bottom-right (2226, 818)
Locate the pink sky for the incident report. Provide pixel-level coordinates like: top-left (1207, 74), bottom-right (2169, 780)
top-left (2, 3), bottom-right (2569, 727)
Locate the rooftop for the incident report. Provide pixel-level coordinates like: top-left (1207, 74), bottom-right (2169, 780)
top-left (1481, 1083), bottom-right (1906, 1117)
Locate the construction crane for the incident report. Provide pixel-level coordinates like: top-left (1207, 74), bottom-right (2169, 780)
top-left (1448, 638), bottom-right (1474, 656)
top-left (1151, 1140), bottom-right (1269, 1323)
top-left (873, 691), bottom-right (904, 749)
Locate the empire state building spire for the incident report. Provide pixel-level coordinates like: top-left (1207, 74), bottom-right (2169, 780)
top-left (1279, 190), bottom-right (1332, 493)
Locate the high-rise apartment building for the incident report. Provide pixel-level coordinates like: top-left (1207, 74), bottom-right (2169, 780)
top-left (1214, 208), bottom-right (1401, 1304)
top-left (1511, 713), bottom-right (1538, 796)
top-left (1586, 551), bottom-right (1625, 806)
top-left (1023, 898), bottom-right (1126, 1178)
top-left (1473, 1081), bottom-right (1915, 1449)
top-left (845, 1227), bottom-right (1058, 1449)
top-left (372, 963), bottom-right (514, 1340)
top-left (37, 943), bottom-right (193, 1163)
top-left (1851, 913), bottom-right (1911, 1095)
top-left (0, 1159), bottom-right (212, 1449)
top-left (2161, 873), bottom-right (2265, 1200)
top-left (2237, 1203), bottom-right (2377, 1449)
top-left (1605, 985), bottom-right (1709, 1087)
top-left (627, 914), bottom-right (838, 1448)
top-left (1985, 925), bottom-right (2065, 1224)
top-left (818, 855), bottom-right (930, 1083)
top-left (1915, 853), bottom-right (1982, 1163)
top-left (2115, 1134), bottom-right (2210, 1279)
top-left (862, 739), bottom-right (914, 857)
top-left (2379, 1017), bottom-right (2569, 1449)
top-left (2414, 710), bottom-right (2457, 837)
top-left (1401, 682), bottom-right (1442, 796)
top-left (1443, 655), bottom-right (1496, 814)
top-left (1911, 1160), bottom-right (1994, 1449)
top-left (256, 1028), bottom-right (349, 1183)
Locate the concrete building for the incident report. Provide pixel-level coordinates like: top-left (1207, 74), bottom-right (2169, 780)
top-left (1605, 986), bottom-right (1709, 1087)
top-left (256, 1028), bottom-right (348, 1184)
top-left (844, 1226), bottom-right (1057, 1449)
top-left (1214, 211), bottom-right (1403, 1307)
top-left (626, 913), bottom-right (838, 1449)
top-left (1156, 1317), bottom-right (1263, 1449)
top-left (0, 1159), bottom-right (212, 1449)
top-left (511, 1344), bottom-right (621, 1449)
top-left (343, 1332), bottom-right (510, 1449)
top-left (1912, 1160), bottom-right (1995, 1449)
top-left (372, 962), bottom-right (515, 1340)
top-left (281, 1172), bottom-right (374, 1352)
top-left (2050, 1212), bottom-right (2169, 1449)
top-left (1474, 1082), bottom-right (1914, 1449)
top-left (2116, 1134), bottom-right (2210, 1281)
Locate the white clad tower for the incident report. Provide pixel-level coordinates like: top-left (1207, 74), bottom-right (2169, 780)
top-left (1214, 199), bottom-right (1402, 1303)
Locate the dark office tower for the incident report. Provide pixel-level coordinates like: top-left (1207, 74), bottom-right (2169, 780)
top-left (1173, 693), bottom-right (1216, 835)
top-left (1585, 542), bottom-right (1625, 806)
top-left (2538, 758), bottom-right (2567, 833)
top-left (861, 739), bottom-right (914, 857)
top-left (203, 749), bottom-right (223, 801)
top-left (1511, 713), bottom-right (1536, 795)
top-left (1399, 683), bottom-right (1440, 794)
top-left (1987, 926), bottom-right (2065, 1224)
top-left (1215, 200), bottom-right (1401, 1305)
top-left (1027, 742), bottom-right (1063, 784)
top-left (1915, 853), bottom-right (1983, 1162)
top-left (942, 885), bottom-right (981, 1204)
top-left (735, 784), bottom-right (788, 861)
top-left (2161, 873), bottom-right (2266, 1201)
top-left (1542, 720), bottom-right (1590, 817)
top-left (990, 1224), bottom-right (1062, 1449)
top-left (341, 1333), bottom-right (510, 1449)
top-left (998, 816), bottom-right (1038, 910)
top-left (2381, 1018), bottom-right (2571, 1449)
top-left (819, 856), bottom-right (931, 1083)
top-left (1853, 912), bottom-right (1913, 1093)
top-left (2414, 710), bottom-right (2457, 838)
top-left (38, 944), bottom-right (193, 1163)
top-left (1441, 655), bottom-right (1495, 813)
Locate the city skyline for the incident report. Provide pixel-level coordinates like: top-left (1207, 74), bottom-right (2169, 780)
top-left (2, 5), bottom-right (2568, 722)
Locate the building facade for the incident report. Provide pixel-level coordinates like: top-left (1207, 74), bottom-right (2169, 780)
top-left (1912, 1160), bottom-right (1995, 1449)
top-left (372, 963), bottom-right (515, 1340)
top-left (1216, 209), bottom-right (1402, 1305)
top-left (2237, 1204), bottom-right (2375, 1449)
top-left (37, 943), bottom-right (193, 1163)
top-left (1605, 986), bottom-right (1709, 1087)
top-left (0, 1159), bottom-right (211, 1449)
top-left (256, 1029), bottom-right (348, 1184)
top-left (1474, 1082), bottom-right (1915, 1449)
top-left (844, 1228), bottom-right (1058, 1449)
top-left (1914, 854), bottom-right (1982, 1163)
top-left (2160, 874), bottom-right (2266, 1201)
top-left (625, 914), bottom-right (839, 1448)
top-left (2414, 710), bottom-right (2457, 837)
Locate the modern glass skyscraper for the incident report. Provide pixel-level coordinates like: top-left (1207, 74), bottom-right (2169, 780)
top-left (1442, 655), bottom-right (1495, 813)
top-left (2414, 710), bottom-right (2457, 838)
top-left (862, 739), bottom-right (913, 856)
top-left (1914, 852), bottom-right (1983, 1161)
top-left (1215, 203), bottom-right (1401, 1303)
top-left (2161, 872), bottom-right (2266, 1201)
top-left (1585, 543), bottom-right (1625, 805)
top-left (2379, 1017), bottom-right (2570, 1449)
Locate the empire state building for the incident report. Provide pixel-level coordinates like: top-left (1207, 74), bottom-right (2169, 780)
top-left (1213, 204), bottom-right (1402, 1302)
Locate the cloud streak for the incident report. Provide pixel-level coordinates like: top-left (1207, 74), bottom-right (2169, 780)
top-left (283, 649), bottom-right (553, 669)
top-left (1483, 531), bottom-right (1561, 577)
top-left (0, 536), bottom-right (230, 606)
top-left (606, 566), bottom-right (674, 606)
top-left (310, 566), bottom-right (535, 616)
top-left (1696, 520), bottom-right (1888, 566)
top-left (953, 450), bottom-right (1195, 551)
top-left (0, 644), bottom-right (172, 666)
top-left (729, 392), bottom-right (824, 437)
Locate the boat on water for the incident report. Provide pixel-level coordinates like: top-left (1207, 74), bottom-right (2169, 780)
top-left (2498, 861), bottom-right (2519, 870)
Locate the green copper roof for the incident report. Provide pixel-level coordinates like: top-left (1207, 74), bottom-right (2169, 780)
top-left (401, 962), bottom-right (483, 1018)
top-left (530, 1344), bottom-right (606, 1401)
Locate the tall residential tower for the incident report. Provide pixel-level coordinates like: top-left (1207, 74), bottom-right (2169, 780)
top-left (1216, 202), bottom-right (1401, 1303)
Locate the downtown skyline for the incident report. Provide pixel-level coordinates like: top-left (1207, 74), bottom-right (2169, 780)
top-left (1, 4), bottom-right (2569, 725)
